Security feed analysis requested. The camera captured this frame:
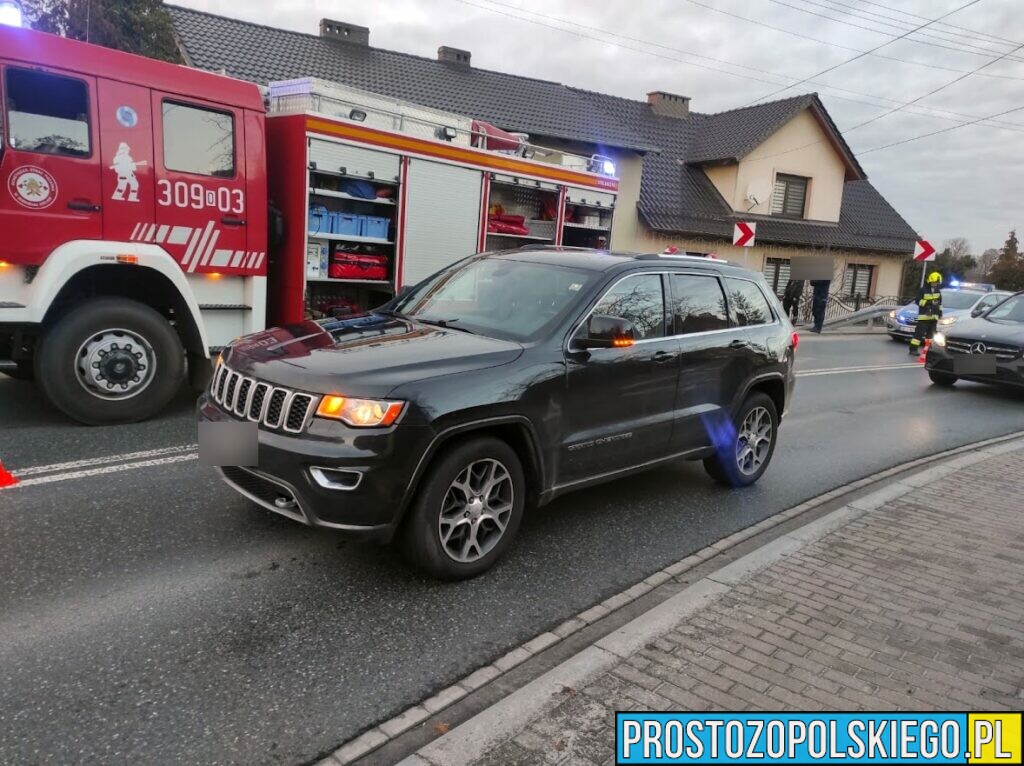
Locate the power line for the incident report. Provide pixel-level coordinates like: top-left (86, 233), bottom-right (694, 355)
top-left (743, 0), bottom-right (984, 106)
top-left (846, 40), bottom-right (1024, 132)
top-left (859, 102), bottom-right (1024, 154)
top-left (452, 0), bottom-right (1024, 134)
top-left (849, 0), bottom-right (1022, 48)
top-left (764, 0), bottom-right (1024, 61)
top-left (761, 0), bottom-right (1024, 62)
top-left (811, 0), bottom-right (1011, 48)
top-left (678, 0), bottom-right (1024, 83)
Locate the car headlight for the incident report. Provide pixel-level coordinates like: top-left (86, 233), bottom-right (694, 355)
top-left (938, 316), bottom-right (957, 326)
top-left (933, 332), bottom-right (946, 347)
top-left (316, 395), bottom-right (405, 427)
top-left (888, 310), bottom-right (896, 319)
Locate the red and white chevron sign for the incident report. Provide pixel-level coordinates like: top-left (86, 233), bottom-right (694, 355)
top-left (914, 239), bottom-right (936, 261)
top-left (733, 221), bottom-right (756, 247)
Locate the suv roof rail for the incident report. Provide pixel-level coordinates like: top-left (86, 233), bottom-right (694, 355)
top-left (515, 244), bottom-right (603, 252)
top-left (635, 252), bottom-right (731, 264)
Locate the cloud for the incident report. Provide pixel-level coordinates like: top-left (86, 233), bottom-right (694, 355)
top-left (178, 0), bottom-right (1024, 251)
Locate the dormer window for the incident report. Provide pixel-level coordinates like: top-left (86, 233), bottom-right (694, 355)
top-left (771, 173), bottom-right (808, 218)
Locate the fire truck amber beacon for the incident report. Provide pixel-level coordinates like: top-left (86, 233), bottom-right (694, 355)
top-left (0, 21), bottom-right (622, 426)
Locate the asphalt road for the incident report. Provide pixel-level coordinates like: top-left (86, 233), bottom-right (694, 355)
top-left (2, 334), bottom-right (1023, 765)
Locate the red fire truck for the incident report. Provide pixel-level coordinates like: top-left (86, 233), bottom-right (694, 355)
top-left (0, 24), bottom-right (619, 425)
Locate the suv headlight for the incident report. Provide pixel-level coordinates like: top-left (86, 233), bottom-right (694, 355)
top-left (938, 316), bottom-right (957, 326)
top-left (316, 395), bottom-right (405, 427)
top-left (888, 310), bottom-right (896, 319)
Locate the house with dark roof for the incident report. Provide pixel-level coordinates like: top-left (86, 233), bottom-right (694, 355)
top-left (169, 6), bottom-right (919, 300)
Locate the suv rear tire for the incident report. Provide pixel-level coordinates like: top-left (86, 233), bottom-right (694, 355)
top-left (35, 297), bottom-right (185, 425)
top-left (704, 392), bottom-right (779, 488)
top-left (401, 436), bottom-right (525, 579)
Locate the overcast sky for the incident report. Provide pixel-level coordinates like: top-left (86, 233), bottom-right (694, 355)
top-left (179, 0), bottom-right (1024, 254)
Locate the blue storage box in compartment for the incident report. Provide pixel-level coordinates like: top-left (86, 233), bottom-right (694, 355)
top-left (362, 216), bottom-right (390, 240)
top-left (333, 210), bottom-right (362, 234)
top-left (333, 212), bottom-right (362, 236)
top-left (308, 206), bottom-right (331, 234)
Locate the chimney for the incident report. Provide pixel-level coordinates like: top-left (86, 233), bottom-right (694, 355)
top-left (647, 91), bottom-right (690, 119)
top-left (438, 46), bottom-right (472, 67)
top-left (319, 19), bottom-right (369, 46)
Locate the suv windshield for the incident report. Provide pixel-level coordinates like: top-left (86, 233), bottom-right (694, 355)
top-left (985, 294), bottom-right (1024, 323)
top-left (941, 290), bottom-right (983, 310)
top-left (391, 256), bottom-right (599, 342)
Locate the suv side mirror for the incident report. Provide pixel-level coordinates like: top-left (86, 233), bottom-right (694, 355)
top-left (575, 314), bottom-right (636, 349)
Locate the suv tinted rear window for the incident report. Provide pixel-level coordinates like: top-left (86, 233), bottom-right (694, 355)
top-left (725, 278), bottom-right (775, 326)
top-left (669, 274), bottom-right (729, 334)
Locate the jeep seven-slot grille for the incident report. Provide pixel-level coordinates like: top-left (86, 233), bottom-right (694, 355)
top-left (210, 365), bottom-right (318, 433)
top-left (945, 338), bottom-right (1021, 360)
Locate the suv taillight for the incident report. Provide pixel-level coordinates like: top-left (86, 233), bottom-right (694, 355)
top-left (791, 331), bottom-right (799, 351)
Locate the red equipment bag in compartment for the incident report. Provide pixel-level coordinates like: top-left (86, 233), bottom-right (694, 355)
top-left (329, 251), bottom-right (389, 281)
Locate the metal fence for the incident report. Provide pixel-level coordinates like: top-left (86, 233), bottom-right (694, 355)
top-left (788, 293), bottom-right (905, 323)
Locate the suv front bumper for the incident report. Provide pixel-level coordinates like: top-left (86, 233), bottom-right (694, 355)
top-left (198, 393), bottom-right (432, 541)
top-left (925, 345), bottom-right (1024, 388)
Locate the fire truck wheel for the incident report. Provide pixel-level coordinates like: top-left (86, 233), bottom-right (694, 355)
top-left (35, 298), bottom-right (185, 425)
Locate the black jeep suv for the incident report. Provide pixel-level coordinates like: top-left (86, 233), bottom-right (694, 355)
top-left (198, 248), bottom-right (796, 578)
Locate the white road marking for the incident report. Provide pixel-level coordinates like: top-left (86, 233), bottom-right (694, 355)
top-left (13, 453), bottom-right (198, 488)
top-left (14, 444), bottom-right (197, 477)
top-left (797, 363), bottom-right (921, 378)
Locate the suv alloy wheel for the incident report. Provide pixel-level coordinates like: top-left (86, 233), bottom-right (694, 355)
top-left (401, 436), bottom-right (525, 580)
top-left (703, 392), bottom-right (779, 488)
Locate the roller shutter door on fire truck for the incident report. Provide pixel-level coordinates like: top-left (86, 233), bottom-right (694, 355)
top-left (402, 159), bottom-right (483, 285)
top-left (308, 139), bottom-right (401, 183)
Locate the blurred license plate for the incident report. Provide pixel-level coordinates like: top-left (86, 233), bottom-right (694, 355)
top-left (198, 421), bottom-right (258, 466)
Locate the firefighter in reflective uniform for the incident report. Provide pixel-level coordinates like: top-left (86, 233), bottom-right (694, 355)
top-left (910, 271), bottom-right (943, 354)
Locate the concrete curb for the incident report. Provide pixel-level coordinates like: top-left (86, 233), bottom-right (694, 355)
top-left (319, 431), bottom-right (1024, 766)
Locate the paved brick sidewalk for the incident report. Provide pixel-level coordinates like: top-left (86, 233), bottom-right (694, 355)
top-left (459, 448), bottom-right (1024, 766)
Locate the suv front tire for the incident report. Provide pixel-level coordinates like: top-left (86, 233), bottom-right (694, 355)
top-left (401, 436), bottom-right (526, 579)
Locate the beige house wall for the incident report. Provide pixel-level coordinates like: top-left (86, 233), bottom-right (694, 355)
top-left (621, 225), bottom-right (907, 298)
top-left (533, 134), bottom-right (906, 299)
top-left (733, 110), bottom-right (847, 222)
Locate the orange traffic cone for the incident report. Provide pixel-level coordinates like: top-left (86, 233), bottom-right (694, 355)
top-left (917, 338), bottom-right (931, 364)
top-left (0, 459), bottom-right (17, 488)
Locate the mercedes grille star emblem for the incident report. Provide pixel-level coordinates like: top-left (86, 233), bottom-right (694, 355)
top-left (970, 342), bottom-right (987, 355)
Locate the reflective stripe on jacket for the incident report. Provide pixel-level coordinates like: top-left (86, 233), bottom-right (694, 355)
top-left (917, 288), bottom-right (942, 320)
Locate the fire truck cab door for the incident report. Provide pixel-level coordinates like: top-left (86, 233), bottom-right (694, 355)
top-left (98, 79), bottom-right (154, 243)
top-left (150, 92), bottom-right (247, 274)
top-left (0, 65), bottom-right (102, 265)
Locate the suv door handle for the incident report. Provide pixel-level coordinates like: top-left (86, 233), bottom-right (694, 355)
top-left (729, 339), bottom-right (750, 349)
top-left (221, 215), bottom-right (247, 226)
top-left (652, 351), bottom-right (678, 364)
top-left (67, 199), bottom-right (101, 212)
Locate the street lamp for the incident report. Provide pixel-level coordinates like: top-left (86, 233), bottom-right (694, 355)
top-left (0, 0), bottom-right (23, 27)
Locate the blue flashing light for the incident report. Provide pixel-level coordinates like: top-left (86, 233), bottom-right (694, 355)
top-left (0, 0), bottom-right (23, 27)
